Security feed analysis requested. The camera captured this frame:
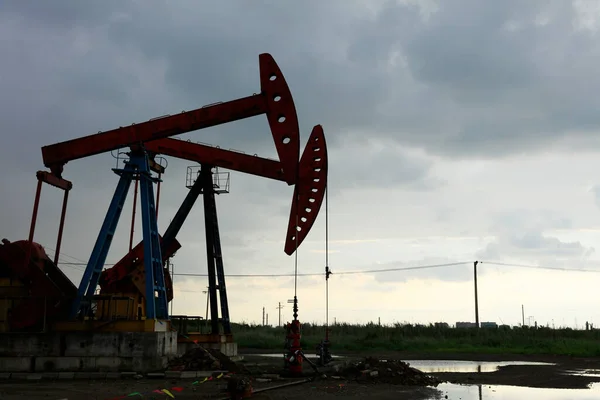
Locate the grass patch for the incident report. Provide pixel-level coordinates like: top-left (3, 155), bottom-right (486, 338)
top-left (228, 322), bottom-right (600, 357)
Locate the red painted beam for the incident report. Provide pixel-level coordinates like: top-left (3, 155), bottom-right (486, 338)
top-left (144, 138), bottom-right (288, 183)
top-left (40, 54), bottom-right (300, 183)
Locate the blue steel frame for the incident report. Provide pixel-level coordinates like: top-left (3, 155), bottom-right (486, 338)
top-left (69, 151), bottom-right (169, 320)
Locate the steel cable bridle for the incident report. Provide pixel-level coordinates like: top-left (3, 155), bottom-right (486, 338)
top-left (293, 190), bottom-right (299, 320)
top-left (325, 185), bottom-right (329, 338)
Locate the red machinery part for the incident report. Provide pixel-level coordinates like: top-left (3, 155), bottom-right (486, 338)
top-left (100, 126), bottom-right (328, 312)
top-left (0, 239), bottom-right (76, 330)
top-left (144, 138), bottom-right (287, 183)
top-left (40, 53), bottom-right (300, 184)
top-left (284, 320), bottom-right (303, 376)
top-left (284, 125), bottom-right (328, 255)
top-left (110, 139), bottom-right (289, 303)
top-left (99, 236), bottom-right (181, 302)
top-left (258, 53), bottom-right (300, 185)
top-left (16, 52), bottom-right (327, 330)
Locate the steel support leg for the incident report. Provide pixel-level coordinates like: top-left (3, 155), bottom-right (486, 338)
top-left (54, 189), bottom-right (70, 266)
top-left (162, 175), bottom-right (204, 247)
top-left (201, 167), bottom-right (221, 334)
top-left (209, 188), bottom-right (231, 334)
top-left (71, 152), bottom-right (169, 321)
top-left (138, 161), bottom-right (168, 320)
top-left (200, 165), bottom-right (231, 334)
top-left (24, 179), bottom-right (43, 270)
top-left (71, 164), bottom-right (134, 319)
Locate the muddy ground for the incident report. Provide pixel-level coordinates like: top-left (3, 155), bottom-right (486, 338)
top-left (241, 349), bottom-right (600, 389)
top-left (1, 351), bottom-right (599, 399)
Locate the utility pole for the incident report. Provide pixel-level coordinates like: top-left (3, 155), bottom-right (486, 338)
top-left (474, 261), bottom-right (479, 328)
top-left (262, 307), bottom-right (265, 326)
top-left (277, 302), bottom-right (284, 327)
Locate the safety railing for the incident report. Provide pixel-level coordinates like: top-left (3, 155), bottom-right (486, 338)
top-left (185, 166), bottom-right (230, 193)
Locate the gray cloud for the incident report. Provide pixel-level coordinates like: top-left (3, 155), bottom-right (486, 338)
top-left (3, 0), bottom-right (600, 307)
top-left (4, 0), bottom-right (600, 163)
top-left (367, 257), bottom-right (473, 284)
top-left (476, 231), bottom-right (595, 267)
top-left (488, 209), bottom-right (574, 235)
top-left (475, 208), bottom-right (595, 266)
top-left (590, 185), bottom-right (600, 210)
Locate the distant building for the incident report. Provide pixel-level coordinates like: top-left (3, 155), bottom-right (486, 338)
top-left (480, 322), bottom-right (498, 329)
top-left (455, 322), bottom-right (477, 328)
top-left (434, 322), bottom-right (449, 329)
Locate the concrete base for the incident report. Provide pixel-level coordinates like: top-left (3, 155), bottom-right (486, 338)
top-left (177, 341), bottom-right (238, 357)
top-left (0, 331), bottom-right (178, 373)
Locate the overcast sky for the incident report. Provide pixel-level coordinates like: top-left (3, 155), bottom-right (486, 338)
top-left (3, 0), bottom-right (600, 329)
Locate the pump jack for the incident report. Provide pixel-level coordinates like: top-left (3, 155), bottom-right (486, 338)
top-left (0, 53), bottom-right (328, 339)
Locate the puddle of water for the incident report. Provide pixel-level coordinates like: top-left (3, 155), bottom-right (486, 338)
top-left (247, 355), bottom-right (552, 373)
top-left (402, 359), bottom-right (553, 373)
top-left (433, 382), bottom-right (600, 399)
top-left (248, 353), bottom-right (344, 360)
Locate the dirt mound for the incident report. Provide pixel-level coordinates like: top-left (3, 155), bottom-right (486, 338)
top-left (336, 356), bottom-right (440, 386)
top-left (167, 347), bottom-right (243, 373)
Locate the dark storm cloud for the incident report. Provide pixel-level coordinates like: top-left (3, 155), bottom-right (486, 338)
top-left (2, 0), bottom-right (600, 282)
top-left (4, 0), bottom-right (600, 163)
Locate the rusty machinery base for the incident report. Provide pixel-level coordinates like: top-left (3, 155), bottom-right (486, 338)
top-left (0, 322), bottom-right (238, 373)
top-left (0, 329), bottom-right (178, 373)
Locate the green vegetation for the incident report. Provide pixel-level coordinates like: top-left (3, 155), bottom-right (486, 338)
top-left (230, 322), bottom-right (600, 357)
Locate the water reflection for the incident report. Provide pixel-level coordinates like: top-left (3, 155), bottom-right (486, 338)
top-left (434, 383), bottom-right (600, 400)
top-left (404, 360), bottom-right (552, 373)
top-left (248, 355), bottom-right (552, 373)
top-left (250, 353), bottom-right (343, 360)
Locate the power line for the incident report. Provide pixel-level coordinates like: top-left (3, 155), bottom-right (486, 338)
top-left (172, 261), bottom-right (472, 278)
top-left (44, 243), bottom-right (600, 277)
top-left (55, 259), bottom-right (600, 276)
top-left (482, 260), bottom-right (600, 273)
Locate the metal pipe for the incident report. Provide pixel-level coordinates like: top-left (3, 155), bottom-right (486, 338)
top-left (25, 179), bottom-right (43, 269)
top-left (54, 189), bottom-right (69, 265)
top-left (252, 379), bottom-right (312, 395)
top-left (129, 179), bottom-right (139, 252)
top-left (217, 378), bottom-right (313, 400)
